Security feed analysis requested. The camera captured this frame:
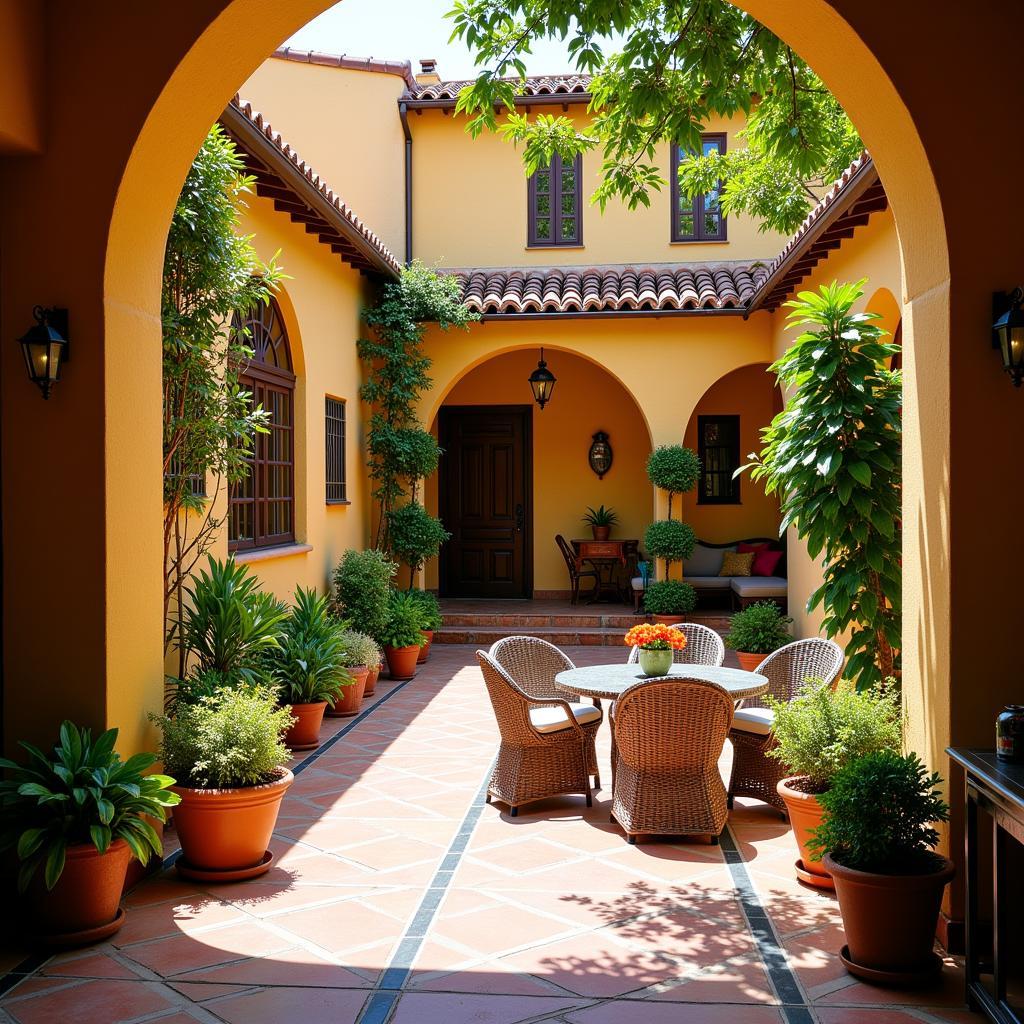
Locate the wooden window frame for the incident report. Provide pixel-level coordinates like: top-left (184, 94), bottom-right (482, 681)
top-left (697, 414), bottom-right (741, 505)
top-left (527, 153), bottom-right (583, 248)
top-left (671, 133), bottom-right (728, 243)
top-left (325, 396), bottom-right (348, 505)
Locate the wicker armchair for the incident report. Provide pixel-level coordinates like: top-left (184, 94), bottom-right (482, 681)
top-left (626, 622), bottom-right (725, 668)
top-left (610, 676), bottom-right (734, 844)
top-left (476, 650), bottom-right (603, 816)
top-left (556, 534), bottom-right (599, 605)
top-left (489, 635), bottom-right (600, 788)
top-left (727, 637), bottom-right (844, 815)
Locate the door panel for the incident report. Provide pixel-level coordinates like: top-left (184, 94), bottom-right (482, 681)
top-left (439, 406), bottom-right (531, 598)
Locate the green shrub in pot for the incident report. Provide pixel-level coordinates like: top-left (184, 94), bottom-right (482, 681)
top-left (406, 589), bottom-right (443, 631)
top-left (643, 579), bottom-right (697, 617)
top-left (333, 548), bottom-right (397, 641)
top-left (386, 502), bottom-right (451, 589)
top-left (339, 630), bottom-right (382, 670)
top-left (724, 601), bottom-right (793, 656)
top-left (643, 520), bottom-right (697, 565)
top-left (381, 590), bottom-right (429, 649)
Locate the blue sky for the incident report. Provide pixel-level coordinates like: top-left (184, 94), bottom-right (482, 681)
top-left (285, 0), bottom-right (615, 80)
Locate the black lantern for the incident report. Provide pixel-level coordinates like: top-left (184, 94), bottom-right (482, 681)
top-left (588, 431), bottom-right (613, 479)
top-left (18, 306), bottom-right (69, 400)
top-left (993, 287), bottom-right (1024, 387)
top-left (528, 347), bottom-right (556, 409)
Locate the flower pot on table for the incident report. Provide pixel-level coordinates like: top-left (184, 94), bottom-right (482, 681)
top-left (638, 647), bottom-right (674, 676)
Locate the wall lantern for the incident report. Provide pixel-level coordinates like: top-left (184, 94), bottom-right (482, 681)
top-left (588, 430), bottom-right (613, 479)
top-left (18, 306), bottom-right (69, 400)
top-left (993, 287), bottom-right (1024, 387)
top-left (528, 347), bottom-right (556, 409)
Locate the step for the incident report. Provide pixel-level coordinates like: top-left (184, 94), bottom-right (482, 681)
top-left (440, 611), bottom-right (645, 629)
top-left (435, 618), bottom-right (732, 647)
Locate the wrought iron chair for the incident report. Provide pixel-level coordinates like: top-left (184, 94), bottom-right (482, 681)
top-left (477, 650), bottom-right (602, 816)
top-left (726, 637), bottom-right (845, 815)
top-left (626, 622), bottom-right (725, 668)
top-left (555, 534), bottom-right (599, 605)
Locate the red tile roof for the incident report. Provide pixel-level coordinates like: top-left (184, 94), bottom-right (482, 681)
top-left (272, 47), bottom-right (417, 89)
top-left (454, 263), bottom-right (767, 316)
top-left (404, 74), bottom-right (593, 107)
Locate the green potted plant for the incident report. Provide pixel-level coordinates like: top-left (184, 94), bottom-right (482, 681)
top-left (328, 629), bottom-right (381, 717)
top-left (154, 686), bottom-right (293, 881)
top-left (582, 505), bottom-right (618, 541)
top-left (0, 722), bottom-right (179, 944)
top-left (767, 679), bottom-right (901, 889)
top-left (643, 579), bottom-right (697, 625)
top-left (810, 750), bottom-right (953, 985)
top-left (269, 587), bottom-right (351, 750)
top-left (386, 501), bottom-right (451, 589)
top-left (643, 520), bottom-right (697, 617)
top-left (724, 600), bottom-right (793, 672)
top-left (407, 589), bottom-right (443, 663)
top-left (333, 548), bottom-right (396, 642)
top-left (380, 590), bottom-right (427, 679)
top-left (646, 446), bottom-right (701, 520)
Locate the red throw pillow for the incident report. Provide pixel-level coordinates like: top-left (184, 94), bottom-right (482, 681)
top-left (751, 548), bottom-right (783, 577)
top-left (737, 541), bottom-right (768, 554)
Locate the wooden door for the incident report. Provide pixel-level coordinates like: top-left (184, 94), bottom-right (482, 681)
top-left (439, 406), bottom-right (532, 598)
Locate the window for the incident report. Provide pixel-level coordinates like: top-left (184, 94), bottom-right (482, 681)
top-left (671, 133), bottom-right (727, 242)
top-left (528, 153), bottom-right (582, 247)
top-left (698, 415), bottom-right (740, 504)
top-left (166, 455), bottom-right (206, 498)
top-left (325, 397), bottom-right (347, 503)
top-left (229, 298), bottom-right (295, 550)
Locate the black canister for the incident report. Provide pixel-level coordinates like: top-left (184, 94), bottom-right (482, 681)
top-left (996, 705), bottom-right (1024, 764)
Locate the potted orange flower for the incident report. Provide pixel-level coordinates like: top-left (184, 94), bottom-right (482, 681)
top-left (625, 622), bottom-right (687, 676)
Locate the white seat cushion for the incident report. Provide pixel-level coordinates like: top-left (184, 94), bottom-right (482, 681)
top-left (529, 702), bottom-right (602, 734)
top-left (730, 576), bottom-right (788, 597)
top-left (685, 575), bottom-right (733, 590)
top-left (731, 707), bottom-right (775, 736)
top-left (631, 576), bottom-right (645, 590)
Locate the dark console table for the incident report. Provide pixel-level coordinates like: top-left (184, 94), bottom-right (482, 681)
top-left (947, 748), bottom-right (1024, 1024)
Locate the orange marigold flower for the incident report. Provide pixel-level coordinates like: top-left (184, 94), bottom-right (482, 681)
top-left (624, 623), bottom-right (687, 650)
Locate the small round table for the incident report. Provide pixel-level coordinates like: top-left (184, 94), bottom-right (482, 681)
top-left (554, 663), bottom-right (768, 704)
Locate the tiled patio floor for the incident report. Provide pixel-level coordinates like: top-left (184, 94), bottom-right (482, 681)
top-left (0, 646), bottom-right (980, 1024)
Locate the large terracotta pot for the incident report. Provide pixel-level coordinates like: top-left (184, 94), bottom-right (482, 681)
top-left (650, 614), bottom-right (684, 626)
top-left (417, 630), bottom-right (434, 664)
top-left (778, 777), bottom-right (834, 889)
top-left (592, 525), bottom-right (611, 541)
top-left (385, 644), bottom-right (419, 680)
top-left (284, 701), bottom-right (328, 750)
top-left (736, 651), bottom-right (768, 673)
top-left (824, 852), bottom-right (955, 982)
top-left (364, 663), bottom-right (381, 697)
top-left (172, 769), bottom-right (294, 873)
top-left (26, 838), bottom-right (132, 944)
top-left (327, 666), bottom-right (368, 717)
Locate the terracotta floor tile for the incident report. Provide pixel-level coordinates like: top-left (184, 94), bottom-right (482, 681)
top-left (390, 991), bottom-right (581, 1024)
top-left (409, 960), bottom-right (568, 996)
top-left (112, 895), bottom-right (245, 946)
top-left (272, 897), bottom-right (408, 954)
top-left (2, 979), bottom-right (177, 1024)
top-left (41, 951), bottom-right (141, 980)
top-left (566, 1001), bottom-right (785, 1023)
top-left (173, 946), bottom-right (371, 989)
top-left (431, 903), bottom-right (577, 959)
top-left (209, 985), bottom-right (369, 1024)
top-left (648, 958), bottom-right (777, 1004)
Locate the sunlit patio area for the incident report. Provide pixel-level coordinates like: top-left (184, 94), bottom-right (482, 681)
top-left (0, 647), bottom-right (975, 1024)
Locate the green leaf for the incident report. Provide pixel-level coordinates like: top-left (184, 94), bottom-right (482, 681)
top-left (43, 840), bottom-right (66, 890)
top-left (17, 828), bottom-right (45, 859)
top-left (90, 824), bottom-right (112, 854)
top-left (848, 462), bottom-right (872, 486)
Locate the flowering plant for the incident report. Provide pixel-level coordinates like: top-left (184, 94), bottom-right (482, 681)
top-left (624, 623), bottom-right (687, 652)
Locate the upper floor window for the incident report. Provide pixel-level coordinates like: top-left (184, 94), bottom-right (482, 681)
top-left (528, 153), bottom-right (582, 247)
top-left (671, 133), bottom-right (727, 242)
top-left (325, 396), bottom-right (347, 504)
top-left (229, 297), bottom-right (296, 551)
top-left (697, 414), bottom-right (740, 504)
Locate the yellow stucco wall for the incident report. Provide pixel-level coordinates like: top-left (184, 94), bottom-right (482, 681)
top-left (240, 57), bottom-right (408, 261)
top-left (411, 108), bottom-right (788, 268)
top-left (0, 0), bottom-right (43, 154)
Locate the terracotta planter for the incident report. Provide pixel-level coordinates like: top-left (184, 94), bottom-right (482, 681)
top-left (777, 777), bottom-right (834, 889)
top-left (327, 666), bottom-right (368, 717)
top-left (592, 525), bottom-right (611, 541)
top-left (172, 769), bottom-right (293, 874)
top-left (25, 838), bottom-right (132, 945)
top-left (364, 663), bottom-right (381, 697)
top-left (385, 644), bottom-right (419, 680)
top-left (284, 701), bottom-right (328, 750)
top-left (417, 630), bottom-right (434, 664)
top-left (824, 851), bottom-right (955, 983)
top-left (650, 613), bottom-right (684, 626)
top-left (736, 650), bottom-right (769, 673)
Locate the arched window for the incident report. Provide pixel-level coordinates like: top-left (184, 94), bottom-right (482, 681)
top-left (229, 298), bottom-right (295, 550)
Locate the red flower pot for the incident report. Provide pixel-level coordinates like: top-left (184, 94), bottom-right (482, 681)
top-left (364, 664), bottom-right (381, 697)
top-left (592, 526), bottom-right (611, 541)
top-left (327, 666), bottom-right (368, 717)
top-left (778, 777), bottom-right (834, 889)
top-left (385, 644), bottom-right (419, 680)
top-left (283, 701), bottom-right (328, 750)
top-left (650, 614), bottom-right (684, 626)
top-left (736, 651), bottom-right (768, 673)
top-left (417, 630), bottom-right (434, 664)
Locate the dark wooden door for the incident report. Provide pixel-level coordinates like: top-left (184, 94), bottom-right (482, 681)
top-left (439, 406), bottom-right (532, 598)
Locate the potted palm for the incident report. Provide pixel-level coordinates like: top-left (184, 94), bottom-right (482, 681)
top-left (380, 590), bottom-right (427, 679)
top-left (270, 587), bottom-right (351, 749)
top-left (155, 686), bottom-right (293, 881)
top-left (768, 679), bottom-right (901, 889)
top-left (724, 601), bottom-right (793, 672)
top-left (329, 630), bottom-right (381, 717)
top-left (408, 589), bottom-right (443, 663)
top-left (582, 505), bottom-right (618, 541)
top-left (810, 750), bottom-right (954, 985)
top-left (0, 722), bottom-right (179, 945)
top-left (643, 579), bottom-right (697, 625)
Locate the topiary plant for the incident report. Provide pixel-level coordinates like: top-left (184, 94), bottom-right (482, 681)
top-left (644, 520), bottom-right (696, 578)
top-left (333, 548), bottom-right (397, 641)
top-left (643, 579), bottom-right (698, 616)
top-left (386, 502), bottom-right (451, 588)
top-left (724, 600), bottom-right (793, 654)
top-left (646, 445), bottom-right (701, 516)
top-left (808, 750), bottom-right (948, 872)
top-left (767, 679), bottom-right (902, 792)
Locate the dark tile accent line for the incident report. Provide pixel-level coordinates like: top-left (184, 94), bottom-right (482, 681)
top-left (355, 762), bottom-right (495, 1024)
top-left (720, 825), bottom-right (815, 1024)
top-left (0, 953), bottom-right (50, 997)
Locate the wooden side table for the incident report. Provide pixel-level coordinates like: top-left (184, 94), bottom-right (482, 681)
top-left (571, 539), bottom-right (639, 603)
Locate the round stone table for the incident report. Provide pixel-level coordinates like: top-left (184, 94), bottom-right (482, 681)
top-left (554, 662), bottom-right (768, 703)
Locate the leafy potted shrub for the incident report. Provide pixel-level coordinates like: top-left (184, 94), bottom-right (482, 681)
top-left (387, 501), bottom-right (451, 589)
top-left (624, 622), bottom-right (687, 676)
top-left (154, 686), bottom-right (293, 881)
top-left (582, 505), bottom-right (618, 541)
top-left (643, 579), bottom-right (697, 625)
top-left (380, 590), bottom-right (427, 679)
top-left (269, 587), bottom-right (351, 750)
top-left (724, 600), bottom-right (793, 672)
top-left (407, 589), bottom-right (443, 663)
top-left (810, 751), bottom-right (954, 984)
top-left (333, 548), bottom-right (396, 642)
top-left (768, 679), bottom-right (901, 889)
top-left (0, 723), bottom-right (179, 944)
top-left (328, 630), bottom-right (381, 717)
